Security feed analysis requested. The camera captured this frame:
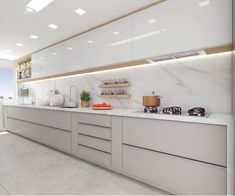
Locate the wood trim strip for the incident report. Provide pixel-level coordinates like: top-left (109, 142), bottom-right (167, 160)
top-left (17, 55), bottom-right (31, 64)
top-left (205, 44), bottom-right (233, 55)
top-left (16, 0), bottom-right (167, 61)
top-left (17, 60), bottom-right (149, 83)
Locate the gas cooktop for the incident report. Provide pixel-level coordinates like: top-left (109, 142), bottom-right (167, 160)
top-left (139, 106), bottom-right (210, 117)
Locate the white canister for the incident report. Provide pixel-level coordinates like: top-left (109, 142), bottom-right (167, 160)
top-left (51, 94), bottom-right (64, 106)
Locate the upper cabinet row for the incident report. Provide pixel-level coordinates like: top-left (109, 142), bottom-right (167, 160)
top-left (31, 0), bottom-right (232, 79)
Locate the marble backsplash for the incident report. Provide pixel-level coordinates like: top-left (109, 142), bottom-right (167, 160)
top-left (18, 52), bottom-right (232, 114)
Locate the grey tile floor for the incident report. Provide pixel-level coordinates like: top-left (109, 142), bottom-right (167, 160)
top-left (0, 132), bottom-right (170, 195)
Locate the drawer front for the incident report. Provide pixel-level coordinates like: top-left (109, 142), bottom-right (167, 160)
top-left (6, 106), bottom-right (40, 124)
top-left (41, 126), bottom-right (72, 154)
top-left (123, 145), bottom-right (226, 195)
top-left (123, 117), bottom-right (226, 166)
top-left (7, 118), bottom-right (41, 141)
top-left (78, 124), bottom-right (111, 140)
top-left (79, 113), bottom-right (111, 127)
top-left (78, 134), bottom-right (111, 153)
top-left (41, 110), bottom-right (71, 131)
top-left (78, 145), bottom-right (111, 167)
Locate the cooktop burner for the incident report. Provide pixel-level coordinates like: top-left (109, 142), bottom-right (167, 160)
top-left (162, 106), bottom-right (182, 115)
top-left (144, 106), bottom-right (158, 113)
top-left (187, 107), bottom-right (206, 117)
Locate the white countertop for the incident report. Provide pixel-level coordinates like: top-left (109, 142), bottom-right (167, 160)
top-left (3, 103), bottom-right (233, 126)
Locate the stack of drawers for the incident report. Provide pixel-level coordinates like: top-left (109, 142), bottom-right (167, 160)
top-left (78, 113), bottom-right (111, 167)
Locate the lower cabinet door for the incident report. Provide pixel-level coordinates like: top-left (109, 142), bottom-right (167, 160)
top-left (40, 126), bottom-right (72, 154)
top-left (78, 134), bottom-right (111, 153)
top-left (78, 145), bottom-right (111, 167)
top-left (123, 145), bottom-right (226, 195)
top-left (7, 118), bottom-right (41, 142)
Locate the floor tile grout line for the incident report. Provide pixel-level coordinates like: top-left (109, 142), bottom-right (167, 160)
top-left (0, 183), bottom-right (11, 195)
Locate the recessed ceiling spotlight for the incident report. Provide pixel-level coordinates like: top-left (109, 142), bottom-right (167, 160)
top-left (199, 0), bottom-right (210, 7)
top-left (39, 56), bottom-right (45, 59)
top-left (25, 7), bottom-right (33, 13)
top-left (161, 28), bottom-right (166, 32)
top-left (75, 8), bottom-right (86, 15)
top-left (113, 31), bottom-right (120, 35)
top-left (26, 0), bottom-right (54, 12)
top-left (148, 18), bottom-right (156, 24)
top-left (52, 52), bottom-right (57, 55)
top-left (30, 35), bottom-right (38, 39)
top-left (87, 40), bottom-right (94, 44)
top-left (16, 43), bottom-right (24, 47)
top-left (5, 49), bottom-right (11, 53)
top-left (48, 24), bottom-right (58, 29)
top-left (67, 47), bottom-right (73, 50)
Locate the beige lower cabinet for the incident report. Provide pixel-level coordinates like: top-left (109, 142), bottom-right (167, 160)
top-left (7, 117), bottom-right (41, 142)
top-left (40, 126), bottom-right (72, 154)
top-left (78, 134), bottom-right (111, 153)
top-left (123, 117), bottom-right (226, 166)
top-left (77, 113), bottom-right (112, 168)
top-left (123, 145), bottom-right (226, 195)
top-left (5, 106), bottom-right (229, 195)
top-left (78, 145), bottom-right (111, 167)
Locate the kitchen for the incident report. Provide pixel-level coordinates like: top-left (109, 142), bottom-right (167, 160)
top-left (0, 0), bottom-right (234, 195)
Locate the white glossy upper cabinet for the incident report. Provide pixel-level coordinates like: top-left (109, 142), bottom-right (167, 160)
top-left (75, 16), bottom-right (133, 69)
top-left (31, 16), bottom-right (132, 78)
top-left (31, 40), bottom-right (76, 78)
top-left (132, 0), bottom-right (232, 60)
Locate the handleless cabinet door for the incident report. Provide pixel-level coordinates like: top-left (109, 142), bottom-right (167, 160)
top-left (79, 113), bottom-right (111, 127)
top-left (78, 124), bottom-right (111, 140)
top-left (40, 110), bottom-right (71, 131)
top-left (132, 0), bottom-right (232, 60)
top-left (7, 118), bottom-right (41, 142)
top-left (78, 134), bottom-right (111, 153)
top-left (32, 16), bottom-right (132, 78)
top-left (6, 106), bottom-right (41, 124)
top-left (123, 117), bottom-right (226, 166)
top-left (78, 16), bottom-right (133, 69)
top-left (40, 126), bottom-right (72, 154)
top-left (78, 145), bottom-right (111, 167)
top-left (123, 145), bottom-right (226, 195)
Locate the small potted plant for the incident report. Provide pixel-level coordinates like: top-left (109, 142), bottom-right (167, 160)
top-left (80, 90), bottom-right (91, 108)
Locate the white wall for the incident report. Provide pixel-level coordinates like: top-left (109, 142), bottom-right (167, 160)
top-left (0, 59), bottom-right (16, 130)
top-left (233, 0), bottom-right (235, 118)
top-left (0, 59), bottom-right (15, 69)
top-left (20, 52), bottom-right (232, 114)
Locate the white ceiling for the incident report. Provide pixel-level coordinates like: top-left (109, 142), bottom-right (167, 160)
top-left (0, 0), bottom-right (158, 61)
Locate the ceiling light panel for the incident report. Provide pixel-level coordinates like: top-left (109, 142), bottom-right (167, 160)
top-left (113, 31), bottom-right (120, 35)
top-left (48, 24), bottom-right (58, 29)
top-left (16, 43), bottom-right (24, 47)
top-left (75, 8), bottom-right (86, 15)
top-left (87, 40), bottom-right (94, 44)
top-left (199, 0), bottom-right (210, 7)
top-left (148, 18), bottom-right (156, 24)
top-left (26, 0), bottom-right (54, 12)
top-left (30, 35), bottom-right (38, 39)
